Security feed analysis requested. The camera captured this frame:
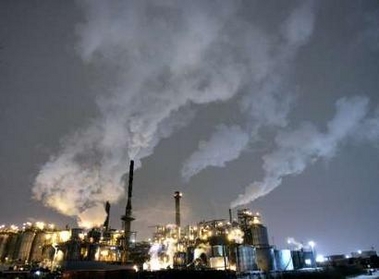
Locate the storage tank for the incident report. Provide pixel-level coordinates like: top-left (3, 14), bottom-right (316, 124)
top-left (0, 233), bottom-right (10, 260)
top-left (29, 231), bottom-right (47, 262)
top-left (211, 245), bottom-right (227, 258)
top-left (193, 245), bottom-right (211, 266)
top-left (274, 249), bottom-right (294, 271)
top-left (209, 256), bottom-right (228, 270)
top-left (71, 228), bottom-right (83, 240)
top-left (238, 210), bottom-right (269, 247)
top-left (65, 229), bottom-right (83, 261)
top-left (4, 233), bottom-right (19, 261)
top-left (235, 245), bottom-right (257, 272)
top-left (291, 250), bottom-right (314, 269)
top-left (250, 224), bottom-right (269, 247)
top-left (255, 247), bottom-right (275, 272)
top-left (17, 230), bottom-right (36, 262)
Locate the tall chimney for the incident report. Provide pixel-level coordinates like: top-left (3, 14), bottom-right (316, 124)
top-left (103, 201), bottom-right (111, 231)
top-left (121, 160), bottom-right (135, 263)
top-left (174, 191), bottom-right (182, 228)
top-left (229, 208), bottom-right (233, 224)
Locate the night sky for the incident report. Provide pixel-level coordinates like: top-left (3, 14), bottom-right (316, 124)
top-left (1, 1), bottom-right (379, 256)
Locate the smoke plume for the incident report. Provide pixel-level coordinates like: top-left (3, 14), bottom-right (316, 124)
top-left (181, 125), bottom-right (249, 182)
top-left (181, 0), bottom-right (315, 181)
top-left (231, 96), bottom-right (374, 207)
top-left (33, 1), bottom-right (269, 226)
top-left (29, 0), bottom-right (379, 228)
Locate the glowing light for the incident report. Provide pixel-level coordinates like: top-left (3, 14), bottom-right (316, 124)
top-left (95, 247), bottom-right (100, 261)
top-left (308, 240), bottom-right (316, 248)
top-left (10, 224), bottom-right (18, 231)
top-left (227, 228), bottom-right (244, 243)
top-left (210, 257), bottom-right (228, 270)
top-left (59, 230), bottom-right (71, 242)
top-left (35, 222), bottom-right (45, 230)
top-left (78, 233), bottom-right (85, 240)
top-left (146, 237), bottom-right (177, 271)
top-left (316, 255), bottom-right (325, 263)
top-left (133, 265), bottom-right (139, 272)
top-left (100, 250), bottom-right (109, 257)
top-left (229, 264), bottom-right (237, 271)
top-left (252, 216), bottom-right (261, 224)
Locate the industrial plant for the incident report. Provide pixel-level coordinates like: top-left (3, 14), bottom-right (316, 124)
top-left (0, 161), bottom-right (377, 278)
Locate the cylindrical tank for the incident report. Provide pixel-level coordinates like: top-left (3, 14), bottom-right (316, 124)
top-left (3, 233), bottom-right (19, 261)
top-left (17, 231), bottom-right (36, 262)
top-left (29, 231), bottom-right (47, 262)
top-left (209, 256), bottom-right (228, 270)
top-left (274, 249), bottom-right (294, 271)
top-left (87, 243), bottom-right (99, 261)
top-left (212, 245), bottom-right (226, 257)
top-left (0, 234), bottom-right (10, 260)
top-left (250, 224), bottom-right (269, 247)
top-left (291, 250), bottom-right (314, 269)
top-left (71, 228), bottom-right (83, 240)
top-left (88, 229), bottom-right (101, 243)
top-left (194, 245), bottom-right (211, 266)
top-left (235, 245), bottom-right (256, 272)
top-left (65, 241), bottom-right (82, 261)
top-left (255, 247), bottom-right (275, 272)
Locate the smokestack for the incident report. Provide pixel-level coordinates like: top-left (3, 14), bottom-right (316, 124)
top-left (174, 191), bottom-right (182, 228)
top-left (103, 201), bottom-right (110, 231)
top-left (229, 208), bottom-right (233, 224)
top-left (126, 160), bottom-right (134, 213)
top-left (121, 160), bottom-right (135, 264)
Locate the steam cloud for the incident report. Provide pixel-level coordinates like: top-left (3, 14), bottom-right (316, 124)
top-left (181, 0), bottom-right (314, 180)
top-left (33, 1), bottom-right (290, 226)
top-left (231, 96), bottom-right (379, 207)
top-left (32, 1), bottom-right (377, 227)
top-left (181, 125), bottom-right (249, 182)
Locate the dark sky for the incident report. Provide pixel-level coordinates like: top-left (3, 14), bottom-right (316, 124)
top-left (1, 0), bottom-right (379, 256)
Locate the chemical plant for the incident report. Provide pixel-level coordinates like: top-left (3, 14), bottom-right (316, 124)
top-left (0, 161), bottom-right (377, 278)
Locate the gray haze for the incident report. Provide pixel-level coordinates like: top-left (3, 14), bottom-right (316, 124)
top-left (1, 0), bottom-right (379, 255)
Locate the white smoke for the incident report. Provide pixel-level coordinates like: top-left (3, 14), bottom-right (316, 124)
top-left (231, 96), bottom-right (372, 207)
top-left (32, 1), bottom-right (256, 226)
top-left (181, 125), bottom-right (249, 182)
top-left (181, 1), bottom-right (315, 181)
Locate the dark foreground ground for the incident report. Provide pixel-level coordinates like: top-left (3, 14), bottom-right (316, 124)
top-left (0, 266), bottom-right (368, 279)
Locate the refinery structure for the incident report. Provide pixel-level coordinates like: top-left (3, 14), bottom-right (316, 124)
top-left (0, 160), bottom-right (321, 276)
top-left (1, 160), bottom-right (377, 279)
top-left (0, 209), bottom-right (315, 274)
